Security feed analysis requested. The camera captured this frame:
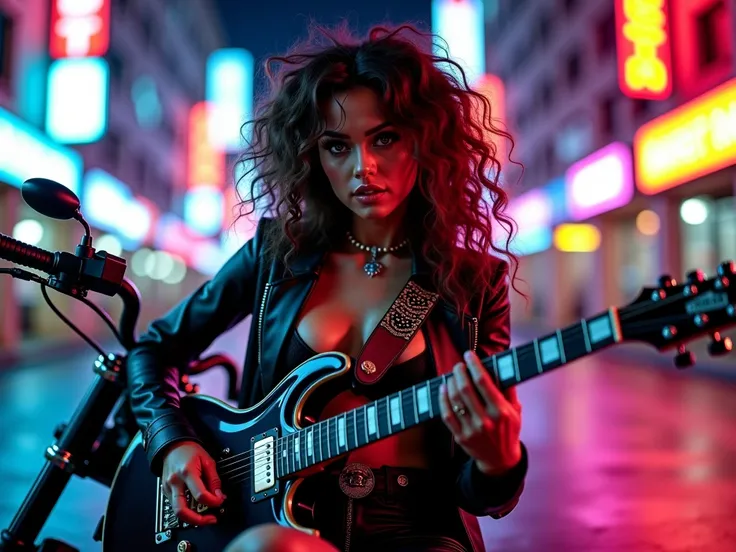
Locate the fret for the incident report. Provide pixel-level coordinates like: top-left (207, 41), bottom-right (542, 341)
top-left (561, 323), bottom-right (588, 362)
top-left (495, 352), bottom-right (516, 384)
top-left (587, 311), bottom-right (618, 350)
top-left (512, 348), bottom-right (521, 382)
top-left (491, 354), bottom-right (500, 386)
top-left (328, 417), bottom-right (338, 457)
top-left (323, 419), bottom-right (330, 460)
top-left (402, 388), bottom-right (417, 427)
top-left (416, 383), bottom-right (431, 422)
top-left (366, 404), bottom-right (378, 440)
top-left (532, 339), bottom-right (543, 374)
top-left (294, 434), bottom-right (301, 470)
top-left (346, 410), bottom-right (357, 451)
top-left (555, 329), bottom-right (567, 363)
top-left (429, 377), bottom-right (443, 415)
top-left (580, 318), bottom-right (592, 353)
top-left (337, 414), bottom-right (347, 452)
top-left (426, 381), bottom-right (434, 418)
top-left (279, 439), bottom-right (286, 476)
top-left (409, 386), bottom-right (419, 426)
top-left (306, 427), bottom-right (313, 461)
top-left (516, 343), bottom-right (539, 382)
top-left (389, 393), bottom-right (404, 430)
top-left (287, 434), bottom-right (293, 474)
top-left (538, 333), bottom-right (563, 369)
top-left (356, 406), bottom-right (368, 447)
top-left (376, 397), bottom-right (390, 437)
top-left (317, 422), bottom-right (325, 463)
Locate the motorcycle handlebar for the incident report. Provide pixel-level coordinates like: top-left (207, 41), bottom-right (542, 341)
top-left (0, 231), bottom-right (141, 350)
top-left (0, 233), bottom-right (58, 274)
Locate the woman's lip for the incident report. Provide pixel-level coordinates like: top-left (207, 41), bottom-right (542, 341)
top-left (354, 190), bottom-right (388, 203)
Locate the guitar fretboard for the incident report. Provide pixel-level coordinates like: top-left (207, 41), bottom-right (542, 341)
top-left (276, 309), bottom-right (621, 477)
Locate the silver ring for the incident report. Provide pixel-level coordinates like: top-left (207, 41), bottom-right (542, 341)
top-left (452, 404), bottom-right (467, 416)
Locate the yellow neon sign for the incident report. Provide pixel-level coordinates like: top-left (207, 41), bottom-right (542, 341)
top-left (615, 0), bottom-right (672, 100)
top-left (553, 224), bottom-right (601, 253)
top-left (635, 78), bottom-right (736, 194)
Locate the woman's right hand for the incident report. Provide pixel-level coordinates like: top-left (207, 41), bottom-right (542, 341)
top-left (162, 440), bottom-right (226, 526)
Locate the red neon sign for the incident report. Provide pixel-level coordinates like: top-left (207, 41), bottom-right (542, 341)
top-left (475, 74), bottom-right (506, 164)
top-left (49, 0), bottom-right (111, 59)
top-left (614, 0), bottom-right (672, 100)
top-left (188, 102), bottom-right (225, 190)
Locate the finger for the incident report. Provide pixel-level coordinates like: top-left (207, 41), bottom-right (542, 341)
top-left (183, 467), bottom-right (223, 509)
top-left (453, 362), bottom-right (486, 423)
top-left (170, 483), bottom-right (218, 526)
top-left (464, 350), bottom-right (506, 418)
top-left (439, 383), bottom-right (462, 435)
top-left (201, 457), bottom-right (227, 502)
top-left (446, 370), bottom-right (469, 426)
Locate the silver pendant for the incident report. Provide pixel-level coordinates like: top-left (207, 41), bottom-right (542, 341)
top-left (364, 246), bottom-right (382, 278)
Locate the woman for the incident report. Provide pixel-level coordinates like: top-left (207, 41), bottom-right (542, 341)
top-left (127, 24), bottom-right (527, 552)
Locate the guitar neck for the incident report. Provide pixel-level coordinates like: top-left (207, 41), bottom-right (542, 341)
top-left (276, 308), bottom-right (622, 477)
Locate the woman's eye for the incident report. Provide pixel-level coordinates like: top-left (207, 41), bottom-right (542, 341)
top-left (322, 141), bottom-right (348, 155)
top-left (374, 132), bottom-right (399, 147)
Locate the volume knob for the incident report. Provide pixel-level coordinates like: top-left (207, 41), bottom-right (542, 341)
top-left (177, 541), bottom-right (193, 552)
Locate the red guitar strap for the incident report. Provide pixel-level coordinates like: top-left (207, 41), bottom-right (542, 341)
top-left (354, 279), bottom-right (440, 385)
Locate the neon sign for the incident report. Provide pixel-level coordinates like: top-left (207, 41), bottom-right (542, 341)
top-left (614, 0), bottom-right (672, 100)
top-left (0, 106), bottom-right (83, 194)
top-left (188, 102), bottom-right (225, 189)
top-left (431, 0), bottom-right (485, 84)
top-left (634, 77), bottom-right (736, 194)
top-left (475, 74), bottom-right (506, 163)
top-left (49, 0), bottom-right (111, 59)
top-left (565, 142), bottom-right (634, 221)
top-left (206, 48), bottom-right (254, 152)
top-left (82, 169), bottom-right (156, 249)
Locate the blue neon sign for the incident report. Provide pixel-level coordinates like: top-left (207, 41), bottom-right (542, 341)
top-left (0, 106), bottom-right (83, 195)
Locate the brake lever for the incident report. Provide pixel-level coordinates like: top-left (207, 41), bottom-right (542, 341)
top-left (0, 267), bottom-right (49, 284)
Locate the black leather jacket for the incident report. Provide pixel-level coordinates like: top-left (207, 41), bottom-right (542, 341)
top-left (126, 218), bottom-right (527, 552)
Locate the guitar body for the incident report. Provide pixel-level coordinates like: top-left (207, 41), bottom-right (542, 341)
top-left (102, 352), bottom-right (352, 552)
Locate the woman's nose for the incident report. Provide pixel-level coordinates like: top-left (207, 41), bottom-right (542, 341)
top-left (353, 146), bottom-right (377, 179)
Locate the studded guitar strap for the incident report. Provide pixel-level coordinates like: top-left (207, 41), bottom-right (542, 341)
top-left (354, 279), bottom-right (440, 385)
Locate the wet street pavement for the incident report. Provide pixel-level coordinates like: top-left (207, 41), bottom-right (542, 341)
top-left (1, 333), bottom-right (735, 552)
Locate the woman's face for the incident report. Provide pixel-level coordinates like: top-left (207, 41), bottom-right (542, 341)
top-left (318, 86), bottom-right (418, 221)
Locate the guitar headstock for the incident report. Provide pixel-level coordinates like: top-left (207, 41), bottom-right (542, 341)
top-left (618, 261), bottom-right (735, 367)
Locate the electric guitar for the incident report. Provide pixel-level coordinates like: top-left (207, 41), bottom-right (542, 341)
top-left (101, 263), bottom-right (736, 551)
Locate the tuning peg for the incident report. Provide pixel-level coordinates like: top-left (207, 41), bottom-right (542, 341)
top-left (658, 274), bottom-right (677, 288)
top-left (708, 332), bottom-right (733, 357)
top-left (686, 269), bottom-right (706, 284)
top-left (674, 345), bottom-right (695, 369)
top-left (717, 261), bottom-right (735, 277)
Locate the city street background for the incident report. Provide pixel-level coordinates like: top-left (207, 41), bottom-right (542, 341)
top-left (1, 0), bottom-right (736, 551)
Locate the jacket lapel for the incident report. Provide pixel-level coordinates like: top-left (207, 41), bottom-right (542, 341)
top-left (258, 249), bottom-right (324, 394)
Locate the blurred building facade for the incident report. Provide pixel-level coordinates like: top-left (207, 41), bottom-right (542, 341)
top-left (0, 0), bottom-right (225, 353)
top-left (484, 0), bottom-right (736, 327)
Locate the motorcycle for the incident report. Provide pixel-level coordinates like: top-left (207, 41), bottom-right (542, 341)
top-left (0, 178), bottom-right (240, 552)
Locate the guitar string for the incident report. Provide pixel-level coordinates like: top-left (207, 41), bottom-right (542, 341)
top-left (214, 288), bottom-right (702, 481)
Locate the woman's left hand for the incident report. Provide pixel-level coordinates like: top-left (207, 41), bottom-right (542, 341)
top-left (439, 350), bottom-right (522, 475)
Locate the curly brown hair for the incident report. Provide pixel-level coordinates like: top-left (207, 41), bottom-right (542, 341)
top-left (234, 23), bottom-right (519, 316)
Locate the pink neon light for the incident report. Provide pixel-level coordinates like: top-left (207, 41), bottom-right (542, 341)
top-left (508, 188), bottom-right (552, 230)
top-left (565, 142), bottom-right (634, 221)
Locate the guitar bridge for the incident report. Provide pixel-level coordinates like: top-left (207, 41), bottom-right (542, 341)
top-left (154, 478), bottom-right (214, 544)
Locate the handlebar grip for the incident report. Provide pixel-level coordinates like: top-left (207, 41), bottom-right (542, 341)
top-left (0, 233), bottom-right (57, 274)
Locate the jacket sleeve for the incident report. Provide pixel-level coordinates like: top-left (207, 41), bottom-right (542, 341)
top-left (453, 259), bottom-right (529, 518)
top-left (127, 217), bottom-right (270, 476)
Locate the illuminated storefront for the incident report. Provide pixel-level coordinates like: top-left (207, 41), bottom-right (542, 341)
top-left (635, 77), bottom-right (736, 281)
